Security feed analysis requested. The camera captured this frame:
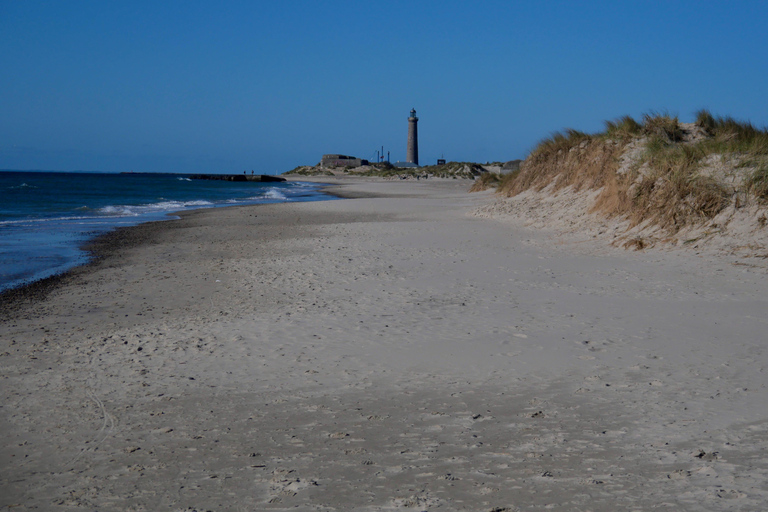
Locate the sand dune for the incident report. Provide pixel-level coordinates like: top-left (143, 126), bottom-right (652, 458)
top-left (1, 179), bottom-right (767, 511)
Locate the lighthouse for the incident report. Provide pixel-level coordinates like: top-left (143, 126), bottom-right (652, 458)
top-left (406, 108), bottom-right (419, 166)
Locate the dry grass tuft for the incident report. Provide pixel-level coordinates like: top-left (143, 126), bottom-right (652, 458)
top-left (528, 129), bottom-right (593, 162)
top-left (593, 133), bottom-right (730, 231)
top-left (604, 115), bottom-right (642, 140)
top-left (498, 111), bottom-right (768, 237)
top-left (470, 172), bottom-right (501, 192)
top-left (695, 109), bottom-right (768, 155)
top-left (623, 237), bottom-right (647, 250)
top-left (642, 112), bottom-right (683, 143)
top-left (695, 109), bottom-right (718, 135)
top-left (748, 166), bottom-right (768, 200)
top-left (499, 135), bottom-right (622, 197)
top-left (615, 169), bottom-right (729, 230)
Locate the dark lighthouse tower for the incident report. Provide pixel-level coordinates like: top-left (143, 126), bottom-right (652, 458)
top-left (407, 108), bottom-right (419, 166)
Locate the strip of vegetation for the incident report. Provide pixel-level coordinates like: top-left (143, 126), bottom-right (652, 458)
top-left (491, 111), bottom-right (768, 234)
top-left (284, 161), bottom-right (484, 179)
top-left (469, 172), bottom-right (501, 192)
top-left (284, 165), bottom-right (334, 176)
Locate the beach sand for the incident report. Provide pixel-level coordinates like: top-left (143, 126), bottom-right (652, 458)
top-left (2, 178), bottom-right (767, 511)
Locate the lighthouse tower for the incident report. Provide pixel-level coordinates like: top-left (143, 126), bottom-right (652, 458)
top-left (406, 108), bottom-right (419, 166)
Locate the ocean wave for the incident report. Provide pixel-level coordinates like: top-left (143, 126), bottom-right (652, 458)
top-left (98, 199), bottom-right (215, 217)
top-left (177, 177), bottom-right (192, 181)
top-left (1, 189), bottom-right (323, 229)
top-left (98, 205), bottom-right (141, 216)
top-left (9, 183), bottom-right (37, 189)
top-left (264, 188), bottom-right (288, 200)
top-left (181, 200), bottom-right (214, 207)
top-left (0, 215), bottom-right (96, 226)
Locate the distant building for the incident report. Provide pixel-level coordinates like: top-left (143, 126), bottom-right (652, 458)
top-left (320, 154), bottom-right (368, 168)
top-left (437, 159), bottom-right (446, 165)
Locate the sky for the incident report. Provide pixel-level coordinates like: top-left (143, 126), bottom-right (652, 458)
top-left (1, 1), bottom-right (767, 174)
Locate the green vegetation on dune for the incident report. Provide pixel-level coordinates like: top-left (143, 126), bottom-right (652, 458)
top-left (284, 165), bottom-right (334, 176)
top-left (284, 161), bottom-right (485, 179)
top-left (476, 111), bottom-right (768, 235)
top-left (604, 115), bottom-right (643, 140)
top-left (469, 172), bottom-right (501, 192)
top-left (695, 110), bottom-right (768, 154)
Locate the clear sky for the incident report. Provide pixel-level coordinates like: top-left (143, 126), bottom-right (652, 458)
top-left (1, 1), bottom-right (767, 174)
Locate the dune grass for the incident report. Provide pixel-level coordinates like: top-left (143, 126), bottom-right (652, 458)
top-left (469, 172), bottom-right (501, 192)
top-left (748, 166), bottom-right (768, 200)
top-left (526, 129), bottom-right (592, 163)
top-left (641, 112), bottom-right (684, 143)
top-left (604, 115), bottom-right (643, 140)
top-left (285, 161), bottom-right (483, 179)
top-left (696, 110), bottom-right (768, 153)
top-left (491, 111), bottom-right (768, 234)
top-left (496, 122), bottom-right (625, 198)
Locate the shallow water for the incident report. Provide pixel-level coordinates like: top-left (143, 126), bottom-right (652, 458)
top-left (0, 171), bottom-right (331, 292)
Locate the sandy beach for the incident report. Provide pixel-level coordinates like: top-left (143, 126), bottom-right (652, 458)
top-left (2, 178), bottom-right (767, 511)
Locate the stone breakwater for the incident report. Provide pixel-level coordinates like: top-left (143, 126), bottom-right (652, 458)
top-left (190, 174), bottom-right (286, 182)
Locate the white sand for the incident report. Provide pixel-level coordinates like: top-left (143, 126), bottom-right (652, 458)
top-left (1, 178), bottom-right (767, 511)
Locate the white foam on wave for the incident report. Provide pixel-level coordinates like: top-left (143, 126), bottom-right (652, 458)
top-left (99, 205), bottom-right (141, 216)
top-left (264, 188), bottom-right (288, 200)
top-left (290, 182), bottom-right (317, 189)
top-left (0, 215), bottom-right (95, 226)
top-left (181, 200), bottom-right (213, 206)
top-left (98, 199), bottom-right (214, 217)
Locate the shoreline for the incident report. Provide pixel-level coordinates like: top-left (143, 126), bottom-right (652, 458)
top-left (0, 174), bottom-right (332, 299)
top-left (0, 177), bottom-right (470, 321)
top-left (0, 213), bottom-right (175, 318)
top-left (0, 178), bottom-right (344, 312)
top-left (2, 178), bottom-right (767, 510)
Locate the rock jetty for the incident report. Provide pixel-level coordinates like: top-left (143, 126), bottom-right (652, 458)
top-left (190, 174), bottom-right (286, 182)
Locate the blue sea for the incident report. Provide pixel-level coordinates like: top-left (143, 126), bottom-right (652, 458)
top-left (0, 171), bottom-right (332, 293)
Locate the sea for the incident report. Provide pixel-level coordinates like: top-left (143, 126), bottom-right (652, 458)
top-left (0, 171), bottom-right (333, 293)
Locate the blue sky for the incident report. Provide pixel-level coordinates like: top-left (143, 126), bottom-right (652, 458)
top-left (1, 1), bottom-right (767, 173)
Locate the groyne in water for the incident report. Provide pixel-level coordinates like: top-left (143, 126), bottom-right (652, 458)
top-left (190, 174), bottom-right (286, 182)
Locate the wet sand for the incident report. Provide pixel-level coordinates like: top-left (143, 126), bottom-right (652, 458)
top-left (2, 178), bottom-right (767, 511)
